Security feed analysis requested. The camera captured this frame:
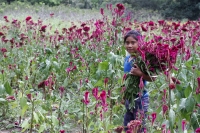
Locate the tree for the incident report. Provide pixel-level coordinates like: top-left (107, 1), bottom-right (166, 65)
top-left (161, 0), bottom-right (200, 20)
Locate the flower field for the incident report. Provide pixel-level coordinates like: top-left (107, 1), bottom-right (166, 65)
top-left (0, 3), bottom-right (200, 133)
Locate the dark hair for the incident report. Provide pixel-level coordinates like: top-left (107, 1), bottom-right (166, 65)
top-left (124, 30), bottom-right (142, 43)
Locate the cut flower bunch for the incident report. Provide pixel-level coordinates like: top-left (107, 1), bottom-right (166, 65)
top-left (124, 34), bottom-right (181, 109)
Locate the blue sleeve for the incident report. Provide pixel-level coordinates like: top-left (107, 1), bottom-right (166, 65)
top-left (124, 56), bottom-right (131, 73)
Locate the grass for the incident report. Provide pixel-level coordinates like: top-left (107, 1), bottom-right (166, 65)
top-left (0, 1), bottom-right (163, 27)
top-left (0, 1), bottom-right (102, 28)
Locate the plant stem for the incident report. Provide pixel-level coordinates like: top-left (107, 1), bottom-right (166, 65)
top-left (30, 100), bottom-right (34, 133)
top-left (83, 102), bottom-right (85, 133)
top-left (58, 99), bottom-right (62, 127)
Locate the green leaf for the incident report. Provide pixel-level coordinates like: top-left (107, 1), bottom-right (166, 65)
top-left (33, 112), bottom-right (39, 123)
top-left (169, 109), bottom-right (175, 128)
top-left (0, 98), bottom-right (6, 102)
top-left (21, 105), bottom-right (28, 117)
top-left (194, 95), bottom-right (200, 103)
top-left (63, 77), bottom-right (68, 87)
top-left (184, 85), bottom-right (192, 97)
top-left (20, 97), bottom-right (27, 108)
top-left (38, 124), bottom-right (46, 133)
top-left (179, 69), bottom-right (187, 81)
top-left (185, 96), bottom-right (195, 112)
top-left (110, 96), bottom-right (119, 99)
top-left (179, 98), bottom-right (186, 110)
top-left (98, 61), bottom-right (109, 71)
top-left (94, 79), bottom-right (103, 87)
top-left (21, 119), bottom-right (29, 129)
top-left (171, 90), bottom-right (175, 103)
top-left (0, 84), bottom-right (5, 94)
top-left (52, 61), bottom-right (59, 70)
top-left (45, 48), bottom-right (52, 54)
top-left (52, 116), bottom-right (59, 126)
top-left (4, 82), bottom-right (13, 95)
top-left (191, 113), bottom-right (199, 130)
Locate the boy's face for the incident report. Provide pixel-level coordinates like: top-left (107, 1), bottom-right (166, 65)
top-left (124, 36), bottom-right (138, 55)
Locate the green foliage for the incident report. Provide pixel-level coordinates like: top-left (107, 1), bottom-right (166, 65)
top-left (161, 0), bottom-right (200, 20)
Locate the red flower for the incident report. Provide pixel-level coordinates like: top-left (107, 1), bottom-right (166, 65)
top-left (25, 76), bottom-right (28, 80)
top-left (100, 8), bottom-right (104, 15)
top-left (0, 32), bottom-right (4, 36)
top-left (139, 76), bottom-right (144, 89)
top-left (83, 26), bottom-right (90, 32)
top-left (72, 65), bottom-right (77, 71)
top-left (1, 48), bottom-right (7, 54)
top-left (104, 77), bottom-right (109, 88)
top-left (196, 128), bottom-right (200, 133)
top-left (38, 81), bottom-right (45, 88)
top-left (182, 119), bottom-right (186, 131)
top-left (122, 74), bottom-right (126, 83)
top-left (81, 23), bottom-right (86, 27)
top-left (6, 96), bottom-right (15, 101)
top-left (114, 126), bottom-right (124, 133)
top-left (85, 78), bottom-right (89, 83)
top-left (197, 77), bottom-right (200, 88)
top-left (59, 130), bottom-right (65, 133)
top-left (185, 49), bottom-right (191, 60)
top-left (158, 20), bottom-right (165, 25)
top-left (196, 77), bottom-right (200, 94)
top-left (83, 91), bottom-right (90, 105)
top-left (25, 16), bottom-right (32, 22)
top-left (59, 87), bottom-right (65, 98)
top-left (100, 90), bottom-right (107, 107)
top-left (92, 87), bottom-right (98, 100)
top-left (50, 13), bottom-right (54, 17)
top-left (148, 21), bottom-right (154, 26)
top-left (27, 94), bottom-right (32, 100)
top-left (40, 25), bottom-right (47, 32)
top-left (169, 83), bottom-right (175, 90)
top-left (116, 3), bottom-right (125, 11)
top-left (3, 16), bottom-right (9, 22)
top-left (65, 67), bottom-right (71, 74)
top-left (151, 112), bottom-right (157, 125)
top-left (141, 25), bottom-right (147, 32)
top-left (171, 77), bottom-right (181, 84)
top-left (162, 104), bottom-right (168, 116)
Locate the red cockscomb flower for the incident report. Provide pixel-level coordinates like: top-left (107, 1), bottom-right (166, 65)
top-left (151, 112), bottom-right (157, 125)
top-left (83, 26), bottom-right (90, 32)
top-left (40, 25), bottom-right (47, 32)
top-left (83, 91), bottom-right (90, 105)
top-left (25, 16), bottom-right (32, 22)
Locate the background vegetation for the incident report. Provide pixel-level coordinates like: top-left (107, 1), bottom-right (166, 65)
top-left (0, 0), bottom-right (200, 20)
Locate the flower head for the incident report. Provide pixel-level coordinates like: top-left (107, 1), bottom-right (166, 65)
top-left (182, 119), bottom-right (186, 131)
top-left (114, 126), bottom-right (124, 133)
top-left (59, 130), bottom-right (65, 133)
top-left (162, 104), bottom-right (168, 116)
top-left (40, 25), bottom-right (47, 32)
top-left (100, 90), bottom-right (107, 107)
top-left (100, 8), bottom-right (104, 15)
top-left (6, 96), bottom-right (15, 101)
top-left (116, 3), bottom-right (125, 11)
top-left (169, 83), bottom-right (175, 90)
top-left (92, 87), bottom-right (98, 100)
top-left (26, 94), bottom-right (32, 100)
top-left (139, 76), bottom-right (144, 89)
top-left (59, 86), bottom-right (65, 98)
top-left (196, 128), bottom-right (200, 133)
top-left (83, 91), bottom-right (90, 105)
top-left (104, 77), bottom-right (109, 88)
top-left (25, 16), bottom-right (32, 22)
top-left (151, 112), bottom-right (157, 125)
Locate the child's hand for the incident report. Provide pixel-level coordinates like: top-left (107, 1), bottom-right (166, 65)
top-left (130, 64), bottom-right (143, 77)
